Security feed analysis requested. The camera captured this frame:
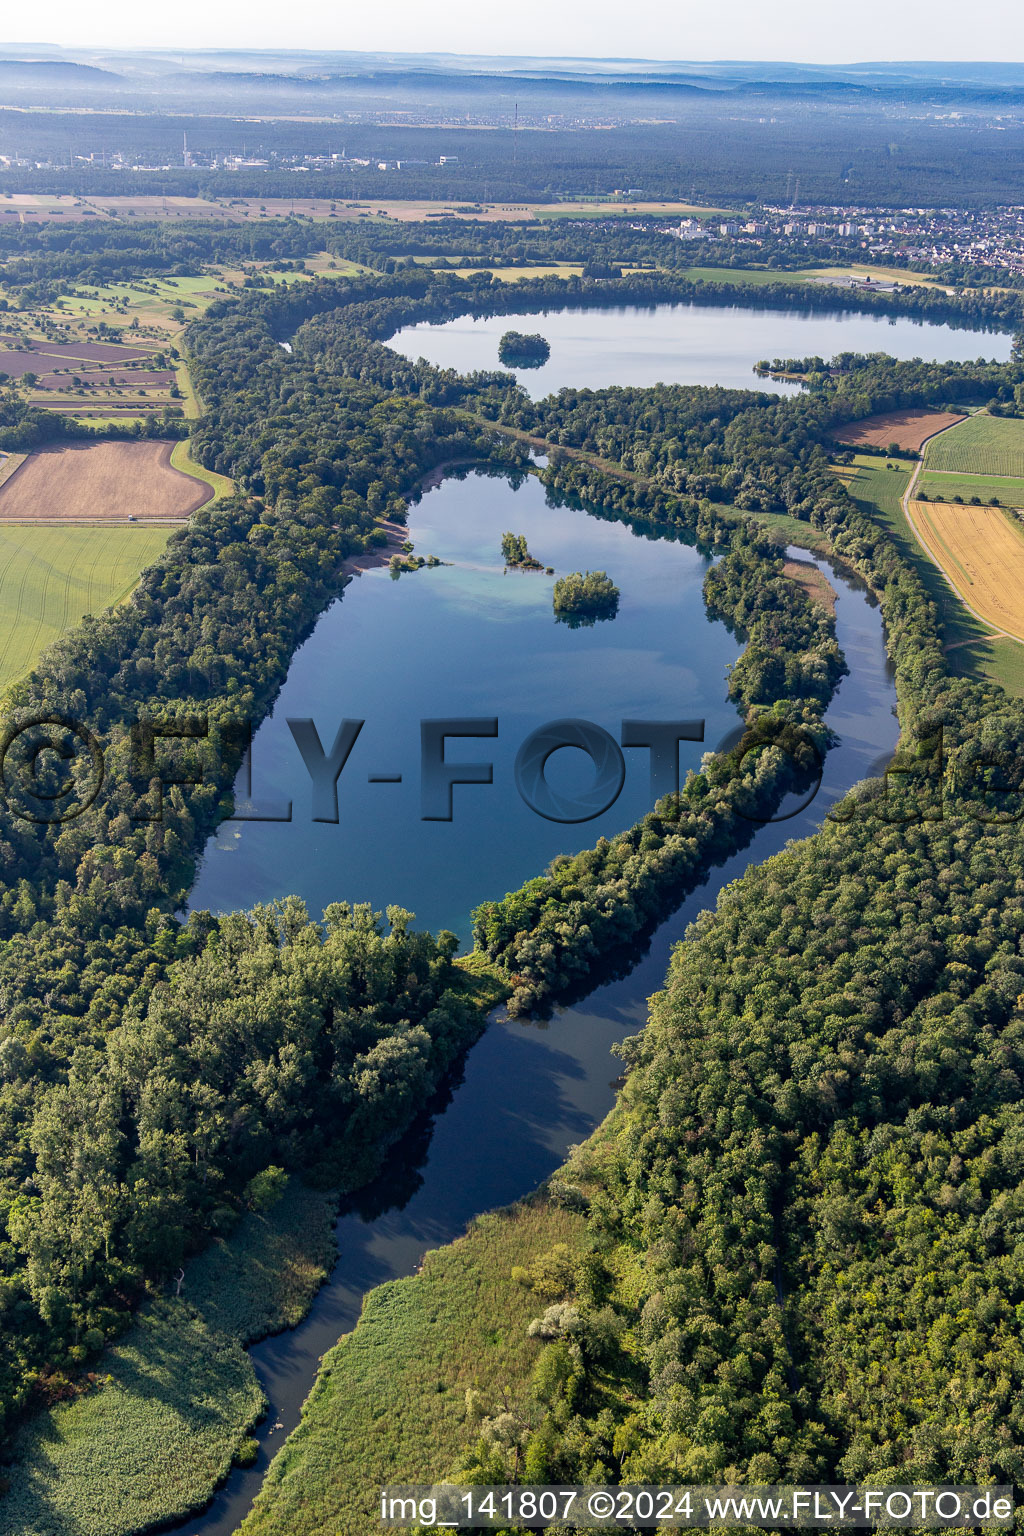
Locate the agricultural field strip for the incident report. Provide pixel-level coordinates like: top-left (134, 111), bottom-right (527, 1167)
top-left (0, 524), bottom-right (172, 691)
top-left (903, 421), bottom-right (1024, 644)
top-left (923, 412), bottom-right (1024, 477)
top-left (918, 470), bottom-right (1024, 505)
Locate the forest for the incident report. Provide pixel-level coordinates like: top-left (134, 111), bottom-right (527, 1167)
top-left (6, 93), bottom-right (1024, 205)
top-left (0, 215), bottom-right (1023, 1515)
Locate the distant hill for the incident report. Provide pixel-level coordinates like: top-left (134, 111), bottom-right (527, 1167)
top-left (0, 59), bottom-right (121, 82)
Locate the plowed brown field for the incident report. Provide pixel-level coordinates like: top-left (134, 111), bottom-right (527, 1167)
top-left (0, 441), bottom-right (212, 522)
top-left (832, 409), bottom-right (966, 452)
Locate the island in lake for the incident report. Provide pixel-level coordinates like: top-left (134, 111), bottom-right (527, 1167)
top-left (552, 569), bottom-right (620, 626)
top-left (501, 530), bottom-right (550, 570)
top-left (498, 329), bottom-right (550, 367)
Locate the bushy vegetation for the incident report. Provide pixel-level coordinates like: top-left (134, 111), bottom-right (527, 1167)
top-left (551, 569), bottom-right (620, 625)
top-left (242, 1199), bottom-right (586, 1536)
top-left (0, 1179), bottom-right (336, 1536)
top-left (474, 507), bottom-right (843, 1015)
top-left (455, 808), bottom-right (1024, 1490)
top-left (500, 530), bottom-right (543, 569)
top-left (230, 239), bottom-right (1024, 1525)
top-left (497, 330), bottom-right (550, 367)
top-left (0, 254), bottom-right (527, 1444)
top-left (3, 214), bottom-right (1024, 1531)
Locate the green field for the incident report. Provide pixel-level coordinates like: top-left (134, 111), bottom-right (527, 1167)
top-left (0, 1183), bottom-right (336, 1536)
top-left (835, 454), bottom-right (1024, 697)
top-left (242, 1198), bottom-right (586, 1536)
top-left (0, 525), bottom-right (172, 690)
top-left (456, 263), bottom-right (585, 281)
top-left (170, 438), bottom-right (234, 500)
top-left (56, 273), bottom-right (232, 323)
top-left (683, 265), bottom-right (803, 286)
top-left (923, 413), bottom-right (1024, 477)
top-left (918, 470), bottom-right (1024, 506)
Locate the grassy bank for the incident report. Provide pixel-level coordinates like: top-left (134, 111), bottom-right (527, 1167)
top-left (170, 436), bottom-right (235, 501)
top-left (241, 1198), bottom-right (587, 1536)
top-left (0, 1182), bottom-right (337, 1536)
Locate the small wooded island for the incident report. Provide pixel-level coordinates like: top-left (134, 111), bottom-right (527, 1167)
top-left (552, 569), bottom-right (620, 625)
top-left (501, 531), bottom-right (551, 570)
top-left (498, 329), bottom-right (550, 367)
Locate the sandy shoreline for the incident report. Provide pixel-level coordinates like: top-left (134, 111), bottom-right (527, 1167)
top-left (339, 516), bottom-right (409, 576)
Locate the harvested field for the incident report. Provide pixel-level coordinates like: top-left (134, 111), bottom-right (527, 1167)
top-left (33, 370), bottom-right (174, 390)
top-left (831, 409), bottom-right (965, 453)
top-left (0, 342), bottom-right (156, 374)
top-left (0, 441), bottom-right (213, 522)
top-left (5, 192), bottom-right (731, 225)
top-left (909, 499), bottom-right (1024, 642)
top-left (27, 340), bottom-right (156, 363)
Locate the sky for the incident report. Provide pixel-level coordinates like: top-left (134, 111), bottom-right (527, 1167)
top-left (2, 0), bottom-right (1024, 62)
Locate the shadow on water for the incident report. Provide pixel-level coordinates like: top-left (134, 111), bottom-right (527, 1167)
top-left (178, 544), bottom-right (900, 1536)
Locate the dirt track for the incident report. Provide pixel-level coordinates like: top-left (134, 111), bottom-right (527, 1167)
top-left (0, 441), bottom-right (212, 522)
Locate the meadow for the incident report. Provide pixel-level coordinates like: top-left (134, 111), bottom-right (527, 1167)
top-left (923, 412), bottom-right (1024, 477)
top-left (169, 438), bottom-right (235, 500)
top-left (681, 265), bottom-right (796, 285)
top-left (0, 1183), bottom-right (337, 1536)
top-left (242, 1198), bottom-right (586, 1536)
top-left (0, 523), bottom-right (171, 690)
top-left (918, 470), bottom-right (1024, 506)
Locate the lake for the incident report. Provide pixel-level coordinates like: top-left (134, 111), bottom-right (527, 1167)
top-left (189, 466), bottom-right (746, 938)
top-left (389, 299), bottom-right (1012, 396)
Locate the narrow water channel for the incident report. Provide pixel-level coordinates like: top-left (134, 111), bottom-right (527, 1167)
top-left (178, 544), bottom-right (899, 1536)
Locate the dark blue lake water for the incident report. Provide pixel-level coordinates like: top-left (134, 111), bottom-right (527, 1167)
top-left (189, 467), bottom-right (744, 938)
top-left (178, 491), bottom-right (900, 1536)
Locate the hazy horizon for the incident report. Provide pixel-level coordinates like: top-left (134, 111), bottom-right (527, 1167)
top-left (0, 1), bottom-right (1022, 68)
